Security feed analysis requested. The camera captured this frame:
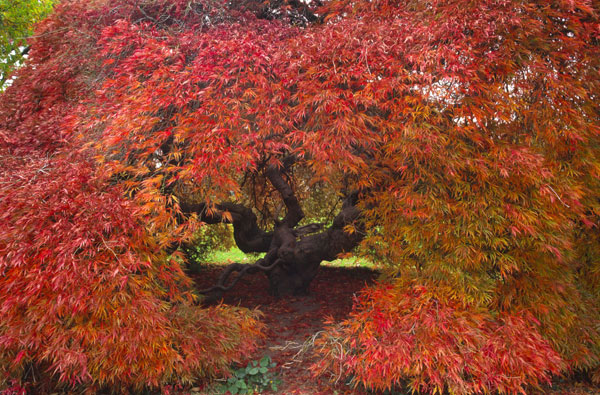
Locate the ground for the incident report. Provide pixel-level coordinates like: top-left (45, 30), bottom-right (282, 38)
top-left (191, 259), bottom-right (378, 395)
top-left (190, 253), bottom-right (599, 395)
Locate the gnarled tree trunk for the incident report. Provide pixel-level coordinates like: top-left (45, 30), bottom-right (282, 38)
top-left (178, 161), bottom-right (364, 297)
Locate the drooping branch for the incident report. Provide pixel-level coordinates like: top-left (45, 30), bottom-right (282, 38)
top-left (197, 255), bottom-right (283, 294)
top-left (178, 156), bottom-right (303, 253)
top-left (265, 158), bottom-right (304, 227)
top-left (179, 201), bottom-right (273, 253)
top-left (284, 192), bottom-right (363, 267)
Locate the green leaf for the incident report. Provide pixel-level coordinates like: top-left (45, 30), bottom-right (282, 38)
top-left (236, 380), bottom-right (247, 389)
top-left (0, 0), bottom-right (56, 90)
top-left (259, 356), bottom-right (270, 367)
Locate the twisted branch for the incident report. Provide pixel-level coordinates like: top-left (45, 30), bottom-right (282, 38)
top-left (197, 257), bottom-right (283, 294)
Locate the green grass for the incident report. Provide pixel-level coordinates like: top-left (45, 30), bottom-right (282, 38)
top-left (207, 247), bottom-right (374, 268)
top-left (208, 248), bottom-right (264, 264)
top-left (326, 256), bottom-right (374, 268)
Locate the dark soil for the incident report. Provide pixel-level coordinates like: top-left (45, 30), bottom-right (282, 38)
top-left (191, 263), bottom-right (378, 394)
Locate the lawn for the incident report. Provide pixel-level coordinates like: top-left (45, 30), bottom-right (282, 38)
top-left (207, 248), bottom-right (374, 269)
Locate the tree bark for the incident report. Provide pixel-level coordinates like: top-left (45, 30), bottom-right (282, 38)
top-left (266, 194), bottom-right (363, 295)
top-left (180, 162), bottom-right (364, 297)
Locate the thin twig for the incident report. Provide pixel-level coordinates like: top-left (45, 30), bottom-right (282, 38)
top-left (12, 27), bottom-right (70, 41)
top-left (101, 236), bottom-right (120, 260)
top-left (547, 185), bottom-right (570, 208)
top-left (364, 46), bottom-right (372, 75)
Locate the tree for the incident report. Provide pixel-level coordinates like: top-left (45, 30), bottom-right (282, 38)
top-left (0, 0), bottom-right (56, 89)
top-left (1, 0), bottom-right (599, 393)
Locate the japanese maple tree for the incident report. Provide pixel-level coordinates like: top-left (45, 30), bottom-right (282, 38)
top-left (1, 0), bottom-right (599, 393)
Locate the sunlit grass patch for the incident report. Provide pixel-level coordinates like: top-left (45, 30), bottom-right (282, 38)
top-left (208, 247), bottom-right (374, 268)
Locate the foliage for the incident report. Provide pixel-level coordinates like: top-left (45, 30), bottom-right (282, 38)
top-left (216, 356), bottom-right (281, 395)
top-left (0, 151), bottom-right (265, 391)
top-left (0, 0), bottom-right (599, 392)
top-left (0, 0), bottom-right (55, 89)
top-left (183, 224), bottom-right (235, 272)
top-left (312, 281), bottom-right (564, 394)
top-left (0, 0), bottom-right (264, 391)
top-left (307, 0), bottom-right (600, 390)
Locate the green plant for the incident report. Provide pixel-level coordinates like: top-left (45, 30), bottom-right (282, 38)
top-left (218, 356), bottom-right (281, 395)
top-left (182, 224), bottom-right (235, 272)
top-left (0, 0), bottom-right (56, 89)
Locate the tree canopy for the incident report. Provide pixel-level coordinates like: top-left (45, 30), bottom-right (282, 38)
top-left (1, 0), bottom-right (599, 393)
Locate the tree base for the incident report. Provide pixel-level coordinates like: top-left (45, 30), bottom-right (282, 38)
top-left (268, 262), bottom-right (319, 297)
